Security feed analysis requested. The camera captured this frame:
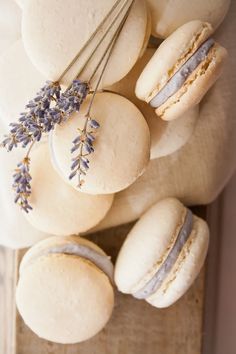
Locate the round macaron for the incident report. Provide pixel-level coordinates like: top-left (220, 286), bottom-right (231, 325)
top-left (136, 20), bottom-right (228, 121)
top-left (0, 40), bottom-right (46, 130)
top-left (50, 92), bottom-right (150, 195)
top-left (24, 143), bottom-right (114, 236)
top-left (16, 236), bottom-right (114, 344)
top-left (147, 0), bottom-right (231, 39)
top-left (21, 0), bottom-right (148, 88)
top-left (115, 198), bottom-right (209, 308)
top-left (107, 48), bottom-right (198, 159)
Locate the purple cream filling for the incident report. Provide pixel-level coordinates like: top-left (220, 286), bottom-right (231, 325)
top-left (134, 209), bottom-right (193, 300)
top-left (42, 243), bottom-right (114, 282)
top-left (150, 38), bottom-right (215, 108)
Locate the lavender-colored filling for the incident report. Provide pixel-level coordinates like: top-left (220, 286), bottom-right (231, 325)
top-left (150, 38), bottom-right (215, 109)
top-left (134, 209), bottom-right (193, 300)
top-left (41, 243), bottom-right (114, 282)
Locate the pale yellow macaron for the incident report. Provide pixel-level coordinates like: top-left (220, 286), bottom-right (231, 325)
top-left (50, 92), bottom-right (150, 195)
top-left (24, 143), bottom-right (114, 236)
top-left (0, 40), bottom-right (45, 129)
top-left (147, 0), bottom-right (231, 38)
top-left (115, 198), bottom-right (209, 308)
top-left (16, 236), bottom-right (114, 344)
top-left (136, 20), bottom-right (228, 121)
top-left (108, 48), bottom-right (198, 159)
top-left (21, 0), bottom-right (149, 88)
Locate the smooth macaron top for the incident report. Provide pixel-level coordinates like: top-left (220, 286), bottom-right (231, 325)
top-left (16, 236), bottom-right (114, 344)
top-left (50, 92), bottom-right (150, 195)
top-left (21, 0), bottom-right (148, 88)
top-left (24, 143), bottom-right (114, 236)
top-left (147, 0), bottom-right (231, 39)
top-left (114, 198), bottom-right (209, 307)
top-left (136, 21), bottom-right (213, 103)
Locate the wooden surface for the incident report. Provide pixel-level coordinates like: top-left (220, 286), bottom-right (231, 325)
top-left (0, 211), bottom-right (206, 354)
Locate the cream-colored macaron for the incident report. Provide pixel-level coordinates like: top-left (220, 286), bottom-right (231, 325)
top-left (107, 48), bottom-right (198, 159)
top-left (136, 21), bottom-right (228, 121)
top-left (0, 125), bottom-right (47, 249)
top-left (115, 198), bottom-right (209, 308)
top-left (50, 92), bottom-right (150, 195)
top-left (24, 143), bottom-right (114, 236)
top-left (16, 236), bottom-right (114, 344)
top-left (22, 0), bottom-right (148, 88)
top-left (147, 0), bottom-right (231, 38)
top-left (0, 40), bottom-right (45, 129)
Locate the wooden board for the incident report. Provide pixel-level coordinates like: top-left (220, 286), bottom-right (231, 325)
top-left (1, 209), bottom-right (206, 354)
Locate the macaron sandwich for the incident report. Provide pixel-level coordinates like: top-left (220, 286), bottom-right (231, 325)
top-left (16, 236), bottom-right (114, 344)
top-left (115, 198), bottom-right (209, 308)
top-left (136, 20), bottom-right (228, 120)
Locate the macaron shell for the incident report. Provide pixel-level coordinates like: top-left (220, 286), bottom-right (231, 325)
top-left (156, 43), bottom-right (228, 121)
top-left (0, 40), bottom-right (46, 129)
top-left (24, 143), bottom-right (114, 236)
top-left (114, 198), bottom-right (187, 294)
top-left (21, 0), bottom-right (148, 88)
top-left (147, 216), bottom-right (209, 308)
top-left (50, 92), bottom-right (150, 195)
top-left (135, 21), bottom-right (213, 102)
top-left (107, 48), bottom-right (198, 159)
top-left (147, 0), bottom-right (231, 38)
top-left (19, 235), bottom-right (108, 275)
top-left (16, 254), bottom-right (114, 344)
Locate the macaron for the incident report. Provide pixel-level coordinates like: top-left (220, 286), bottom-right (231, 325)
top-left (0, 40), bottom-right (45, 129)
top-left (136, 21), bottom-right (228, 121)
top-left (21, 0), bottom-right (149, 88)
top-left (0, 125), bottom-right (47, 249)
top-left (24, 143), bottom-right (114, 236)
top-left (115, 198), bottom-right (209, 308)
top-left (107, 48), bottom-right (198, 159)
top-left (50, 92), bottom-right (150, 195)
top-left (16, 236), bottom-right (114, 344)
top-left (147, 0), bottom-right (231, 38)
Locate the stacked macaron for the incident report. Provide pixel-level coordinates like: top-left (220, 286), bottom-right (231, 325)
top-left (0, 0), bottom-right (233, 346)
top-left (115, 198), bottom-right (209, 308)
top-left (16, 236), bottom-right (114, 343)
top-left (136, 20), bottom-right (227, 120)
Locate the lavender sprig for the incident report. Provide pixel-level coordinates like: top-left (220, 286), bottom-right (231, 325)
top-left (1, 80), bottom-right (89, 151)
top-left (13, 157), bottom-right (32, 213)
top-left (69, 116), bottom-right (100, 188)
top-left (1, 81), bottom-right (61, 151)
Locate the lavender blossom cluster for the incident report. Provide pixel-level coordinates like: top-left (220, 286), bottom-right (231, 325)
top-left (1, 80), bottom-right (89, 151)
top-left (69, 117), bottom-right (100, 188)
top-left (13, 158), bottom-right (33, 213)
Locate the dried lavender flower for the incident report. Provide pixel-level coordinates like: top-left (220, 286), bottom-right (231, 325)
top-left (1, 81), bottom-right (62, 151)
top-left (1, 80), bottom-right (89, 152)
top-left (69, 117), bottom-right (99, 188)
top-left (13, 157), bottom-right (32, 213)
